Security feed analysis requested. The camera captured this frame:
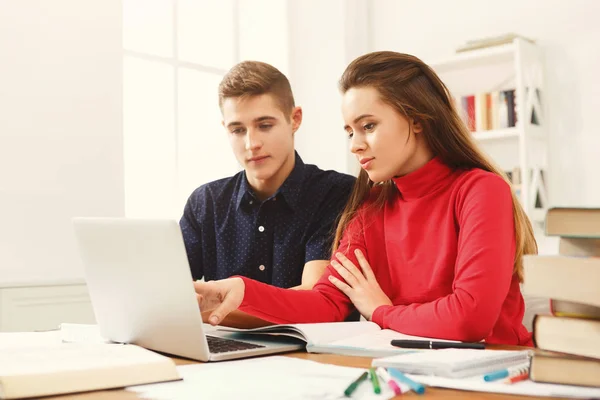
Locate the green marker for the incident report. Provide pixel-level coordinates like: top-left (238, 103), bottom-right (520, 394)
top-left (344, 371), bottom-right (368, 397)
top-left (369, 367), bottom-right (381, 394)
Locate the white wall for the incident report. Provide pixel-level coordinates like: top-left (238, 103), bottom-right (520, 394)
top-left (0, 0), bottom-right (123, 283)
top-left (289, 0), bottom-right (372, 176)
top-left (371, 0), bottom-right (600, 207)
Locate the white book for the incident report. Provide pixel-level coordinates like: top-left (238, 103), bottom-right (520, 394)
top-left (218, 321), bottom-right (457, 358)
top-left (0, 343), bottom-right (179, 399)
top-left (372, 349), bottom-right (531, 378)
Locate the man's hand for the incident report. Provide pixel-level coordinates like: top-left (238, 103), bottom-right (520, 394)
top-left (194, 277), bottom-right (245, 326)
top-left (328, 249), bottom-right (392, 320)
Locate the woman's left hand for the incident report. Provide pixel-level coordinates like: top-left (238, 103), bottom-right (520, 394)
top-left (328, 249), bottom-right (393, 320)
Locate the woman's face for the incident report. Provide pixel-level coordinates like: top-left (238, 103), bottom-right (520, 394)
top-left (342, 86), bottom-right (429, 182)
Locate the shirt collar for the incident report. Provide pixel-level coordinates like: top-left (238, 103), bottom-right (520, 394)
top-left (392, 157), bottom-right (454, 200)
top-left (236, 151), bottom-right (306, 211)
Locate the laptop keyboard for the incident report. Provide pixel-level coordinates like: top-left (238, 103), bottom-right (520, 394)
top-left (206, 335), bottom-right (266, 354)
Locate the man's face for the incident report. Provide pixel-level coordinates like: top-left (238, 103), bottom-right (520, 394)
top-left (222, 94), bottom-right (299, 184)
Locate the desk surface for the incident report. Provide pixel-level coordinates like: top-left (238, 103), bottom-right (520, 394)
top-left (52, 347), bottom-right (571, 400)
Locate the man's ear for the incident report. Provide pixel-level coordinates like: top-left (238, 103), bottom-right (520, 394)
top-left (291, 106), bottom-right (303, 134)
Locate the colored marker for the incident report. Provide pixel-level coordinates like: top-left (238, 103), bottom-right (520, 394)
top-left (369, 367), bottom-right (381, 394)
top-left (344, 371), bottom-right (368, 397)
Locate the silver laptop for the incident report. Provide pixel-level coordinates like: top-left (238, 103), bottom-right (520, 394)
top-left (72, 218), bottom-right (304, 361)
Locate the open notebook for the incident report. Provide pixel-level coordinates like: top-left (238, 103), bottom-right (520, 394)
top-left (372, 349), bottom-right (531, 378)
top-left (218, 321), bottom-right (458, 357)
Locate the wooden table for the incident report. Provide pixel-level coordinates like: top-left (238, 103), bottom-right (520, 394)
top-left (51, 346), bottom-right (571, 400)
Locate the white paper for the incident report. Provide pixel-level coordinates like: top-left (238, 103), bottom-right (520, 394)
top-left (59, 323), bottom-right (111, 344)
top-left (410, 373), bottom-right (600, 399)
top-left (0, 330), bottom-right (62, 349)
top-left (128, 356), bottom-right (406, 400)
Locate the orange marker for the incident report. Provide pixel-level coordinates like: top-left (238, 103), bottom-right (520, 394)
top-left (505, 372), bottom-right (529, 384)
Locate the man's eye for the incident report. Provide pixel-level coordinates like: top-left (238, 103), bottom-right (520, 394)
top-left (231, 128), bottom-right (244, 134)
top-left (347, 132), bottom-right (354, 139)
top-left (259, 124), bottom-right (273, 130)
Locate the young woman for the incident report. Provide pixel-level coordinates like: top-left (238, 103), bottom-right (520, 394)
top-left (194, 51), bottom-right (537, 346)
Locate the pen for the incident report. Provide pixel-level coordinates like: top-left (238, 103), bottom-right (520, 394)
top-left (376, 367), bottom-right (402, 395)
top-left (483, 363), bottom-right (530, 382)
top-left (388, 368), bottom-right (425, 395)
top-left (369, 367), bottom-right (381, 394)
top-left (343, 371), bottom-right (368, 397)
top-left (504, 372), bottom-right (529, 384)
top-left (390, 339), bottom-right (485, 350)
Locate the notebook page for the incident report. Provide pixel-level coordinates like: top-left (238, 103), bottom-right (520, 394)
top-left (218, 321), bottom-right (380, 345)
top-left (373, 349), bottom-right (531, 378)
top-left (322, 329), bottom-right (450, 352)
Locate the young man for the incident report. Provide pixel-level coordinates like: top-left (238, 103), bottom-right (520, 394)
top-left (180, 61), bottom-right (355, 293)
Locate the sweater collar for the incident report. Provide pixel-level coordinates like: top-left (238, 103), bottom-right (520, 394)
top-left (392, 157), bottom-right (453, 200)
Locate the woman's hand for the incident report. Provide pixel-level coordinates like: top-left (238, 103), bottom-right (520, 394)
top-left (194, 277), bottom-right (245, 326)
top-left (328, 249), bottom-right (392, 320)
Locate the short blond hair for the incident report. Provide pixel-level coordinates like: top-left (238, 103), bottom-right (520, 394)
top-left (218, 61), bottom-right (295, 118)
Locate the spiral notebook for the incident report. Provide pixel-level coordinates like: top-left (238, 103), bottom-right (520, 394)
top-left (372, 349), bottom-right (531, 378)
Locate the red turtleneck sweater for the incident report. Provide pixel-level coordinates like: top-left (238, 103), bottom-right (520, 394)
top-left (237, 158), bottom-right (533, 346)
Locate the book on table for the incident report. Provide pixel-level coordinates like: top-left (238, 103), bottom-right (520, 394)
top-left (530, 352), bottom-right (600, 387)
top-left (0, 343), bottom-right (179, 399)
top-left (532, 315), bottom-right (600, 360)
top-left (217, 321), bottom-right (461, 358)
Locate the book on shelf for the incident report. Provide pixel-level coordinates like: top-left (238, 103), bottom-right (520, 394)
top-left (0, 343), bottom-right (179, 399)
top-left (458, 90), bottom-right (517, 133)
top-left (545, 207), bottom-right (600, 237)
top-left (371, 349), bottom-right (530, 378)
top-left (532, 315), bottom-right (600, 359)
top-left (530, 352), bottom-right (600, 387)
top-left (217, 321), bottom-right (457, 358)
top-left (551, 300), bottom-right (600, 320)
top-left (522, 255), bottom-right (600, 309)
top-left (558, 237), bottom-right (600, 257)
top-left (455, 33), bottom-right (535, 53)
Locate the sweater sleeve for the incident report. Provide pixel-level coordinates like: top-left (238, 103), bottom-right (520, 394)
top-left (371, 174), bottom-right (516, 342)
top-left (238, 210), bottom-right (367, 323)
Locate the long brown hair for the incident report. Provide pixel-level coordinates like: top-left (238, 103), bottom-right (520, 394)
top-left (334, 51), bottom-right (537, 281)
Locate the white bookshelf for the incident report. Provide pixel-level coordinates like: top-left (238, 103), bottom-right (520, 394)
top-left (430, 38), bottom-right (548, 224)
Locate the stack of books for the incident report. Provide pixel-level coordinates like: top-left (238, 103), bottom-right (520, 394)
top-left (523, 207), bottom-right (600, 387)
top-left (454, 89), bottom-right (541, 133)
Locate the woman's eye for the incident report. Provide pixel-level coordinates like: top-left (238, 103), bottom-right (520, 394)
top-left (364, 123), bottom-right (375, 131)
top-left (346, 131), bottom-right (354, 139)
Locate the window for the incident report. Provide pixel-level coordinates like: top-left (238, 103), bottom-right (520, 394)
top-left (123, 0), bottom-right (240, 218)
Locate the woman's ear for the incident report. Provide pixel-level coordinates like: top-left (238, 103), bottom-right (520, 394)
top-left (412, 119), bottom-right (423, 134)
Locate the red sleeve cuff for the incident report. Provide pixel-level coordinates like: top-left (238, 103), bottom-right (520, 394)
top-left (371, 305), bottom-right (393, 328)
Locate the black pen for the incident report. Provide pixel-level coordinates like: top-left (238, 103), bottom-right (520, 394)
top-left (390, 339), bottom-right (485, 350)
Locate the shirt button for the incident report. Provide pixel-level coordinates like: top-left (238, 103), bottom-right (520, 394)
top-left (259, 265), bottom-right (266, 271)
top-left (249, 200), bottom-right (253, 205)
top-left (258, 226), bottom-right (265, 232)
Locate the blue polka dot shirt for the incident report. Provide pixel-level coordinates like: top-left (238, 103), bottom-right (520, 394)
top-left (179, 152), bottom-right (355, 288)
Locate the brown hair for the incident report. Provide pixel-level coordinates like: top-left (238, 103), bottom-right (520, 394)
top-left (334, 51), bottom-right (537, 281)
top-left (218, 61), bottom-right (295, 120)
